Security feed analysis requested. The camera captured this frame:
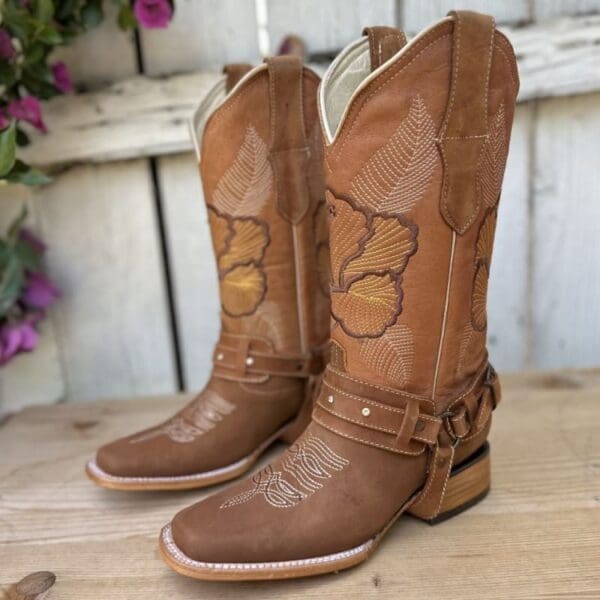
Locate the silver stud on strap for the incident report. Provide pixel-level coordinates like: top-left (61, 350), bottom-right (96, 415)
top-left (216, 352), bottom-right (224, 361)
top-left (361, 407), bottom-right (371, 417)
top-left (327, 395), bottom-right (334, 404)
top-left (245, 357), bottom-right (254, 366)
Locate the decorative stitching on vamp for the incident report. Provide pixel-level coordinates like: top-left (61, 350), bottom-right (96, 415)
top-left (130, 390), bottom-right (235, 444)
top-left (220, 435), bottom-right (348, 509)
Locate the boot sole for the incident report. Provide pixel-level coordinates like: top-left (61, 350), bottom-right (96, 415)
top-left (85, 422), bottom-right (295, 492)
top-left (158, 442), bottom-right (491, 580)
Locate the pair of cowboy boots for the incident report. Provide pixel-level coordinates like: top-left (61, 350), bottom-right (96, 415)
top-left (87, 10), bottom-right (518, 581)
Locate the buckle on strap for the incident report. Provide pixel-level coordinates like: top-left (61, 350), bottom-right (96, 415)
top-left (442, 363), bottom-right (501, 444)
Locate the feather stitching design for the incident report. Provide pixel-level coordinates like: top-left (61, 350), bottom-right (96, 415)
top-left (350, 94), bottom-right (437, 214)
top-left (212, 125), bottom-right (273, 217)
top-left (360, 324), bottom-right (414, 386)
top-left (479, 103), bottom-right (508, 208)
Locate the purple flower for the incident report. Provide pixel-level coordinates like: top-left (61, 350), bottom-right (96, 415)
top-left (0, 321), bottom-right (38, 365)
top-left (19, 228), bottom-right (47, 254)
top-left (8, 97), bottom-right (47, 133)
top-left (22, 272), bottom-right (59, 309)
top-left (51, 61), bottom-right (73, 93)
top-left (133, 0), bottom-right (173, 29)
top-left (0, 29), bottom-right (14, 60)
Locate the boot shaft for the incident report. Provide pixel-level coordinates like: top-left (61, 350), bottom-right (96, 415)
top-left (192, 57), bottom-right (329, 370)
top-left (319, 12), bottom-right (519, 411)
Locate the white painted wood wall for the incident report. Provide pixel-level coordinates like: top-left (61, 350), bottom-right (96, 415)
top-left (1, 0), bottom-right (599, 411)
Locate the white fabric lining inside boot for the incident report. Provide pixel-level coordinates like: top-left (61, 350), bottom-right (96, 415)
top-left (319, 17), bottom-right (453, 145)
top-left (189, 64), bottom-right (268, 160)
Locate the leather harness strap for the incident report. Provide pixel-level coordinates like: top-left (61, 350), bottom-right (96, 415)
top-left (362, 26), bottom-right (407, 72)
top-left (313, 362), bottom-right (500, 456)
top-left (313, 362), bottom-right (500, 518)
top-left (212, 332), bottom-right (325, 381)
top-left (438, 10), bottom-right (495, 234)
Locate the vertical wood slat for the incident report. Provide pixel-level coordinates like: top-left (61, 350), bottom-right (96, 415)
top-left (399, 0), bottom-right (531, 33)
top-left (157, 154), bottom-right (219, 391)
top-left (0, 189), bottom-right (65, 412)
top-left (532, 93), bottom-right (600, 369)
top-left (139, 1), bottom-right (260, 391)
top-left (139, 0), bottom-right (260, 76)
top-left (487, 105), bottom-right (532, 372)
top-left (266, 0), bottom-right (396, 55)
top-left (33, 161), bottom-right (178, 401)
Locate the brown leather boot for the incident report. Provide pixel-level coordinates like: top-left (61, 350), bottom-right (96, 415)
top-left (86, 57), bottom-right (329, 491)
top-left (159, 11), bottom-right (518, 579)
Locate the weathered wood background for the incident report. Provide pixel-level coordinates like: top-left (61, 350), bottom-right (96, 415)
top-left (1, 0), bottom-right (599, 411)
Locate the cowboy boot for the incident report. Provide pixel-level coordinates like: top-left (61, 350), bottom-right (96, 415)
top-left (159, 11), bottom-right (518, 578)
top-left (86, 57), bottom-right (329, 491)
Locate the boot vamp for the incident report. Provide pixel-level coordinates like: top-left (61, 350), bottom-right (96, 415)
top-left (170, 421), bottom-right (427, 563)
top-left (95, 376), bottom-right (303, 478)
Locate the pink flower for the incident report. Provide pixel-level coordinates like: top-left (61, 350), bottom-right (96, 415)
top-left (22, 272), bottom-right (59, 309)
top-left (7, 97), bottom-right (47, 133)
top-left (0, 29), bottom-right (14, 60)
top-left (51, 62), bottom-right (73, 93)
top-left (0, 321), bottom-right (38, 366)
top-left (133, 0), bottom-right (172, 29)
top-left (19, 228), bottom-right (47, 254)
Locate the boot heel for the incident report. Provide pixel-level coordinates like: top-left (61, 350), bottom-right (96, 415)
top-left (411, 442), bottom-right (491, 525)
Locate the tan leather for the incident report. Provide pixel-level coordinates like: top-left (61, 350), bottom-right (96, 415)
top-left (90, 57), bottom-right (329, 484)
top-left (164, 11), bottom-right (519, 573)
top-left (363, 26), bottom-right (407, 71)
top-left (223, 63), bottom-right (252, 93)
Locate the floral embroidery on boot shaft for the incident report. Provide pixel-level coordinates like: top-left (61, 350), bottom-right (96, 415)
top-left (207, 125), bottom-right (273, 317)
top-left (220, 435), bottom-right (349, 509)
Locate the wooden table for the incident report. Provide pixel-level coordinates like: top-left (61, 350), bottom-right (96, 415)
top-left (1, 370), bottom-right (599, 599)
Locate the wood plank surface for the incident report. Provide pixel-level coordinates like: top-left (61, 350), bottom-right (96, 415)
top-left (266, 0), bottom-right (396, 55)
top-left (532, 93), bottom-right (600, 369)
top-left (139, 0), bottom-right (260, 75)
top-left (155, 153), bottom-right (220, 391)
top-left (487, 105), bottom-right (531, 371)
top-left (1, 369), bottom-right (599, 599)
top-left (31, 160), bottom-right (177, 401)
top-left (17, 15), bottom-right (600, 169)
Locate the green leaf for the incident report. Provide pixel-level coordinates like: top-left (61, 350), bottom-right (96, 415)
top-left (15, 238), bottom-right (42, 271)
top-left (35, 0), bottom-right (55, 23)
top-left (7, 206), bottom-right (28, 242)
top-left (24, 42), bottom-right (46, 66)
top-left (37, 24), bottom-right (63, 45)
top-left (81, 0), bottom-right (104, 29)
top-left (0, 253), bottom-right (25, 318)
top-left (117, 4), bottom-right (137, 30)
top-left (5, 161), bottom-right (52, 186)
top-left (0, 124), bottom-right (17, 178)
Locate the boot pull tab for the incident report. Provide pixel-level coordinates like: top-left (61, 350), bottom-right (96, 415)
top-left (264, 55), bottom-right (310, 224)
top-left (362, 26), bottom-right (407, 71)
top-left (222, 63), bottom-right (253, 93)
top-left (438, 10), bottom-right (495, 234)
